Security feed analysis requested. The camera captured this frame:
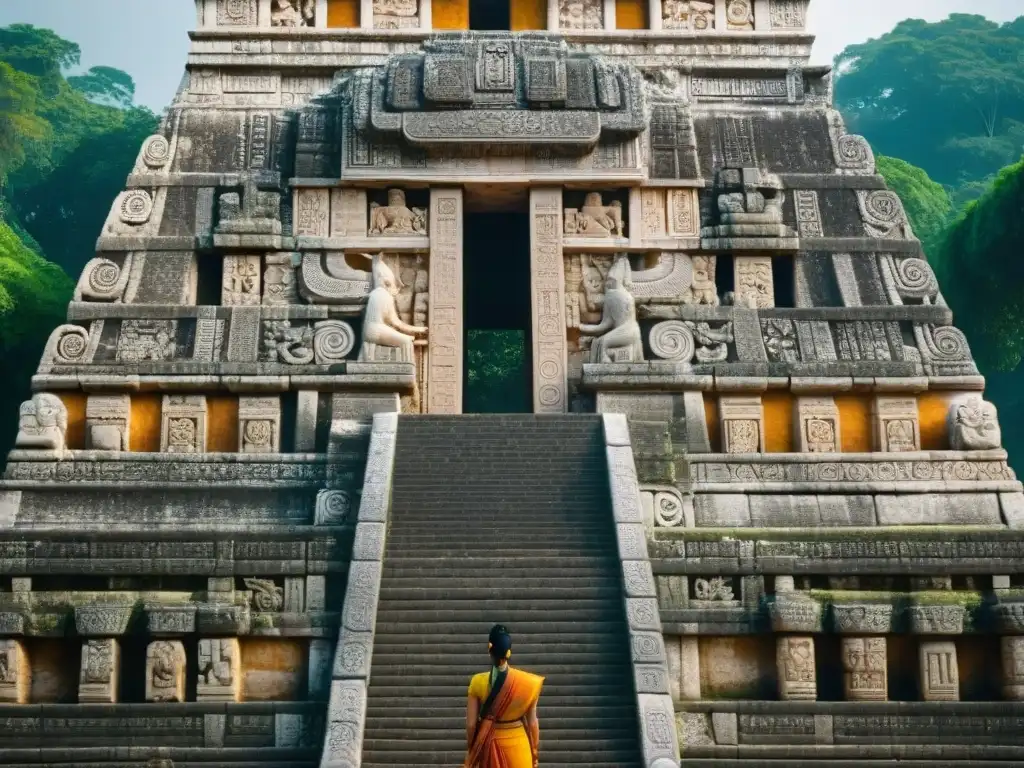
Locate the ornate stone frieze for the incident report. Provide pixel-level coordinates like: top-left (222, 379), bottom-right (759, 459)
top-left (843, 637), bottom-right (887, 702)
top-left (145, 604), bottom-right (197, 636)
top-left (75, 605), bottom-right (134, 637)
top-left (79, 638), bottom-right (119, 703)
top-left (86, 394), bottom-right (131, 452)
top-left (0, 639), bottom-right (28, 704)
top-left (216, 0), bottom-right (257, 26)
top-left (263, 253), bottom-right (300, 305)
top-left (560, 0), bottom-right (603, 30)
top-left (15, 394), bottom-right (68, 453)
top-left (777, 636), bottom-right (816, 700)
top-left (531, 189), bottom-right (569, 413)
top-left (374, 0), bottom-right (419, 28)
top-left (116, 320), bottom-right (178, 363)
top-left (161, 395), bottom-right (208, 454)
top-left (75, 255), bottom-right (133, 303)
top-left (769, 595), bottom-right (823, 633)
top-left (920, 641), bottom-right (959, 701)
top-left (263, 320), bottom-right (314, 364)
top-left (564, 193), bottom-right (625, 238)
top-left (3, 456), bottom-right (328, 485)
top-left (948, 396), bottom-right (1002, 451)
top-left (662, 0), bottom-right (715, 30)
top-left (719, 396), bottom-right (764, 454)
top-left (794, 397), bottom-right (840, 454)
top-left (908, 604), bottom-right (965, 635)
top-left (769, 0), bottom-right (808, 29)
top-left (198, 638), bottom-right (240, 702)
top-left (703, 168), bottom-right (798, 254)
top-left (239, 396), bottom-right (282, 453)
top-left (146, 640), bottom-right (186, 702)
top-left (734, 257), bottom-right (774, 309)
top-left (693, 457), bottom-right (1016, 485)
top-left (832, 603), bottom-right (895, 634)
top-left (872, 396), bottom-right (920, 453)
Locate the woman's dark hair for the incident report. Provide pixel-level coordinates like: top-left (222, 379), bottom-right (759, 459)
top-left (488, 624), bottom-right (512, 662)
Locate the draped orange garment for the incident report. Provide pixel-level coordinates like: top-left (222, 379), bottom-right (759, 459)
top-left (464, 667), bottom-right (545, 768)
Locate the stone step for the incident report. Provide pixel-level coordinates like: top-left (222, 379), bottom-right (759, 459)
top-left (375, 574), bottom-right (622, 589)
top-left (368, 669), bottom-right (633, 688)
top-left (374, 618), bottom-right (627, 634)
top-left (374, 608), bottom-right (623, 624)
top-left (370, 638), bottom-right (616, 655)
top-left (382, 547), bottom-right (617, 560)
top-left (363, 651), bottom-right (630, 668)
top-left (364, 720), bottom-right (636, 739)
top-left (365, 702), bottom-right (638, 719)
top-left (381, 559), bottom-right (620, 575)
top-left (377, 586), bottom-right (622, 601)
top-left (361, 746), bottom-right (640, 764)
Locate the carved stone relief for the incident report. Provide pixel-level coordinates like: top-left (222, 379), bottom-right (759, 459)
top-left (842, 637), bottom-right (887, 701)
top-left (793, 190), bottom-right (823, 238)
top-left (795, 397), bottom-right (840, 454)
top-left (560, 0), bottom-right (604, 30)
top-left (725, 0), bottom-right (754, 30)
top-left (75, 255), bottom-right (133, 302)
top-left (86, 394), bottom-right (131, 451)
top-left (79, 639), bottom-right (119, 704)
top-left (263, 253), bottom-right (300, 305)
top-left (1002, 636), bottom-right (1024, 701)
top-left (15, 393), bottom-right (68, 453)
top-left (769, 0), bottom-right (807, 29)
top-left (222, 255), bottom-right (262, 306)
top-left (873, 396), bottom-right (920, 453)
top-left (777, 636), bottom-right (816, 700)
top-left (374, 0), bottom-right (419, 29)
top-left (689, 255), bottom-right (718, 305)
top-left (116, 320), bottom-right (177, 363)
top-left (580, 255), bottom-right (643, 363)
top-left (146, 640), bottom-right (186, 702)
top-left (198, 638), bottom-right (240, 702)
top-left (733, 257), bottom-right (774, 309)
top-left (360, 253), bottom-right (428, 368)
top-left (294, 188), bottom-right (330, 238)
top-left (245, 578), bottom-right (285, 611)
top-left (720, 396), bottom-right (764, 454)
top-left (0, 640), bottom-right (28, 704)
top-left (271, 0), bottom-right (315, 27)
top-left (669, 189), bottom-right (700, 237)
top-left (565, 193), bottom-right (625, 238)
top-left (662, 1), bottom-right (715, 30)
top-left (369, 189), bottom-right (428, 236)
top-left (761, 319), bottom-right (798, 363)
top-left (263, 321), bottom-right (314, 364)
top-left (239, 396), bottom-right (281, 453)
top-left (919, 641), bottom-right (959, 701)
top-left (858, 191), bottom-right (915, 240)
top-left (217, 0), bottom-right (258, 26)
top-left (948, 397), bottom-right (1001, 451)
top-left (531, 189), bottom-right (568, 413)
top-left (161, 395), bottom-right (207, 454)
top-left (828, 110), bottom-right (876, 175)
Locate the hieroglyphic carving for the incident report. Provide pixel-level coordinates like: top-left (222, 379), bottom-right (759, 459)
top-left (16, 393), bottom-right (68, 453)
top-left (331, 189), bottom-right (368, 239)
top-left (369, 189), bottom-right (427, 236)
top-left (733, 257), bottom-right (774, 309)
top-left (565, 193), bottom-right (625, 238)
top-left (795, 397), bottom-right (840, 453)
top-left (662, 0), bottom-right (715, 30)
top-left (263, 253), bottom-right (299, 305)
top-left (873, 397), bottom-right (920, 453)
top-left (198, 638), bottom-right (240, 702)
top-left (949, 397), bottom-right (1002, 451)
top-left (920, 641), bottom-right (959, 701)
top-left (146, 640), bottom-right (186, 702)
top-left (641, 189), bottom-right (667, 238)
top-left (0, 640), bottom-right (28, 704)
top-left (559, 0), bottom-right (603, 29)
top-left (668, 189), bottom-right (699, 237)
top-left (580, 255), bottom-right (642, 363)
top-left (239, 396), bottom-right (281, 453)
top-left (531, 189), bottom-right (568, 413)
top-left (428, 189), bottom-right (463, 414)
top-left (794, 190), bottom-right (823, 238)
top-left (79, 639), bottom-right (119, 704)
top-left (217, 0), bottom-right (257, 26)
top-left (374, 0), bottom-right (419, 29)
top-left (161, 395), bottom-right (207, 454)
top-left (777, 636), bottom-right (816, 700)
top-left (842, 637), bottom-right (887, 701)
top-left (222, 255), bottom-right (261, 306)
top-left (769, 0), bottom-right (806, 29)
top-left (294, 188), bottom-right (330, 238)
top-left (271, 0), bottom-right (315, 27)
top-left (720, 396), bottom-right (764, 454)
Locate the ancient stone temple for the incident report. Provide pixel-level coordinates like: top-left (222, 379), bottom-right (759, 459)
top-left (2, 0), bottom-right (1024, 765)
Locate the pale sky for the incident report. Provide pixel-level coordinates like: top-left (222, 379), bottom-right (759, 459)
top-left (0, 1), bottom-right (1021, 111)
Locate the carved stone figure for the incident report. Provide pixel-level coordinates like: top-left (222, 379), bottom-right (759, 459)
top-left (263, 321), bottom-right (315, 365)
top-left (271, 0), bottom-right (314, 27)
top-left (560, 0), bottom-right (603, 29)
top-left (147, 640), bottom-right (186, 702)
top-left (15, 393), bottom-right (68, 453)
top-left (79, 639), bottom-right (118, 704)
top-left (843, 637), bottom-right (887, 701)
top-left (565, 193), bottom-right (625, 238)
top-left (198, 638), bottom-right (240, 702)
top-left (369, 189), bottom-right (427, 236)
top-left (688, 255), bottom-right (718, 306)
top-left (580, 256), bottom-right (643, 364)
top-left (663, 0), bottom-right (715, 30)
top-left (245, 577), bottom-right (285, 611)
top-left (374, 0), bottom-right (419, 29)
top-left (777, 636), bottom-right (817, 700)
top-left (359, 253), bottom-right (428, 363)
top-left (687, 321), bottom-right (733, 363)
top-left (949, 397), bottom-right (1001, 451)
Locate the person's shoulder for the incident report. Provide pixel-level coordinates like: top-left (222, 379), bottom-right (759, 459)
top-left (468, 671), bottom-right (489, 697)
top-left (511, 667), bottom-right (545, 686)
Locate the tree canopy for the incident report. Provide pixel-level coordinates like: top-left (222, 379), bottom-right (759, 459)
top-left (835, 14), bottom-right (1024, 196)
top-left (874, 156), bottom-right (952, 259)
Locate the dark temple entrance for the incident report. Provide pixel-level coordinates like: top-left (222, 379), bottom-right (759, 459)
top-left (463, 210), bottom-right (533, 413)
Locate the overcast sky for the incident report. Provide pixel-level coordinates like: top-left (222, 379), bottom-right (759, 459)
top-left (0, 1), bottom-right (1021, 111)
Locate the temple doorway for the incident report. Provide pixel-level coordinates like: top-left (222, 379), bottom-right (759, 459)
top-left (463, 208), bottom-right (533, 413)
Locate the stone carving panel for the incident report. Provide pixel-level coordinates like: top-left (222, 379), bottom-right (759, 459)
top-left (222, 255), bottom-right (262, 306)
top-left (239, 396), bottom-right (281, 453)
top-left (1002, 636), bottom-right (1024, 701)
top-left (245, 578), bottom-right (285, 612)
top-left (198, 638), bottom-right (240, 702)
top-left (769, 0), bottom-right (807, 29)
top-left (828, 111), bottom-right (876, 175)
top-left (873, 396), bottom-right (920, 453)
top-left (263, 253), bottom-right (300, 305)
top-left (316, 490), bottom-right (353, 525)
top-left (86, 394), bottom-right (131, 451)
top-left (0, 640), bottom-right (28, 704)
top-left (565, 193), bottom-right (625, 238)
top-left (374, 0), bottom-right (419, 28)
top-left (147, 640), bottom-right (186, 702)
top-left (858, 191), bottom-right (915, 240)
top-left (75, 255), bottom-right (133, 302)
top-left (919, 641), bottom-right (959, 701)
top-left (370, 189), bottom-right (427, 236)
top-left (794, 190), bottom-right (823, 238)
top-left (733, 256), bottom-right (774, 309)
top-left (41, 324), bottom-right (98, 368)
top-left (161, 395), bottom-right (208, 454)
top-left (720, 396), bottom-right (764, 454)
top-left (948, 397), bottom-right (1002, 451)
top-left (777, 636), bottom-right (816, 701)
top-left (842, 637), bottom-right (887, 701)
top-left (294, 188), bottom-right (330, 238)
top-left (795, 397), bottom-right (840, 454)
top-left (531, 189), bottom-right (568, 413)
top-left (217, 0), bottom-right (258, 25)
top-left (662, 1), bottom-right (715, 30)
top-left (669, 189), bottom-right (700, 237)
top-left (116, 320), bottom-right (178, 363)
top-left (271, 0), bottom-right (315, 26)
top-left (725, 0), bottom-right (754, 30)
top-left (15, 393), bottom-right (68, 453)
top-left (560, 0), bottom-right (604, 30)
top-left (581, 256), bottom-right (642, 363)
top-left (79, 639), bottom-right (119, 704)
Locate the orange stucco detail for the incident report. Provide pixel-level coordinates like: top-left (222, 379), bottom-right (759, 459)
top-left (835, 395), bottom-right (873, 453)
top-left (762, 392), bottom-right (793, 454)
top-left (241, 639), bottom-right (308, 701)
top-left (511, 0), bottom-right (546, 30)
top-left (326, 0), bottom-right (360, 27)
top-left (616, 0), bottom-right (648, 29)
top-left (129, 395), bottom-right (162, 453)
top-left (704, 394), bottom-right (720, 453)
top-left (434, 0), bottom-right (470, 29)
top-left (207, 396), bottom-right (240, 453)
top-left (59, 393), bottom-right (87, 450)
top-left (919, 391), bottom-right (956, 450)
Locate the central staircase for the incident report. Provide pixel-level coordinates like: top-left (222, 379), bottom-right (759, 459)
top-left (361, 414), bottom-right (643, 767)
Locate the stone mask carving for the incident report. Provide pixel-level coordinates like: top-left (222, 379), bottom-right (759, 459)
top-left (949, 397), bottom-right (1001, 451)
top-left (579, 255), bottom-right (643, 364)
top-left (15, 393), bottom-right (68, 452)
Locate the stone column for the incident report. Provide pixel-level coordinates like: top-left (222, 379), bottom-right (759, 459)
top-left (842, 637), bottom-right (888, 701)
top-left (529, 188), bottom-right (568, 414)
top-left (919, 641), bottom-right (959, 701)
top-left (360, 0), bottom-right (374, 28)
top-left (1002, 637), bottom-right (1024, 700)
top-left (197, 638), bottom-right (241, 702)
top-left (427, 188), bottom-right (464, 414)
top-left (79, 639), bottom-right (119, 704)
top-left (603, 0), bottom-right (616, 29)
top-left (547, 0), bottom-right (560, 30)
top-left (316, 0), bottom-right (329, 27)
top-left (420, 0), bottom-right (433, 29)
top-left (147, 640), bottom-right (187, 702)
top-left (777, 636), bottom-right (816, 700)
top-left (0, 640), bottom-right (29, 704)
top-left (648, 0), bottom-right (662, 31)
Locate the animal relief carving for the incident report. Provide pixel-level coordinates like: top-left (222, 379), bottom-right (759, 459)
top-left (15, 394), bottom-right (68, 453)
top-left (369, 189), bottom-right (427, 236)
top-left (565, 193), bottom-right (625, 238)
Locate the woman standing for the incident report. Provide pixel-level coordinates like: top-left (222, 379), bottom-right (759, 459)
top-left (464, 625), bottom-right (545, 768)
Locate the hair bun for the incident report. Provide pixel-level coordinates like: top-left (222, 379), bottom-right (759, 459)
top-left (488, 624), bottom-right (512, 658)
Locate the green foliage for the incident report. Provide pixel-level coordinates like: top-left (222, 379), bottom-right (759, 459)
top-left (0, 62), bottom-right (50, 182)
top-left (835, 14), bottom-right (1024, 198)
top-left (465, 330), bottom-right (531, 414)
top-left (68, 66), bottom-right (137, 108)
top-left (875, 156), bottom-right (952, 258)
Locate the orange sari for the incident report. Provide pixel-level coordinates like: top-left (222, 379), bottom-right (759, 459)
top-left (464, 667), bottom-right (545, 768)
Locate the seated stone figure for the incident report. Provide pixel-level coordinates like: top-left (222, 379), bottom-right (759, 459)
top-left (271, 0), bottom-right (314, 26)
top-left (949, 397), bottom-right (1002, 451)
top-left (565, 193), bottom-right (625, 238)
top-left (16, 393), bottom-right (68, 453)
top-left (369, 189), bottom-right (428, 236)
top-left (580, 255), bottom-right (643, 363)
top-left (359, 253), bottom-right (428, 363)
